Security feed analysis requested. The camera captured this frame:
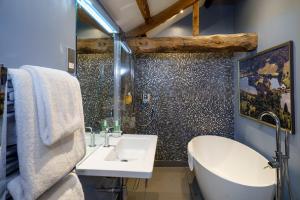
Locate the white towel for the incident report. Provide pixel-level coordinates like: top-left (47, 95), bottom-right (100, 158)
top-left (7, 69), bottom-right (86, 200)
top-left (8, 173), bottom-right (84, 200)
top-left (22, 65), bottom-right (84, 146)
top-left (38, 173), bottom-right (84, 200)
top-left (187, 144), bottom-right (194, 171)
top-left (188, 151), bottom-right (194, 171)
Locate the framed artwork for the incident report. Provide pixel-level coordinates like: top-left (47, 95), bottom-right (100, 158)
top-left (239, 41), bottom-right (294, 134)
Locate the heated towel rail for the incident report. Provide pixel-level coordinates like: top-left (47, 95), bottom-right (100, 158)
top-left (0, 65), bottom-right (19, 200)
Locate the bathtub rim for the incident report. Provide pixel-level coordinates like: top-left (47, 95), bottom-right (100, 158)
top-left (188, 135), bottom-right (276, 188)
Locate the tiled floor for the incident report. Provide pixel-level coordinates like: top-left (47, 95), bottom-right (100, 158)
top-left (126, 167), bottom-right (195, 200)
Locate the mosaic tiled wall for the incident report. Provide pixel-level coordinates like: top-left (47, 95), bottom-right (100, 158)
top-left (77, 53), bottom-right (234, 162)
top-left (134, 53), bottom-right (234, 161)
top-left (77, 53), bottom-right (135, 132)
top-left (77, 54), bottom-right (114, 130)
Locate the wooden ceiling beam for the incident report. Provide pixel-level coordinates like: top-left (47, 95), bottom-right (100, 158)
top-left (77, 38), bottom-right (114, 54)
top-left (77, 33), bottom-right (258, 54)
top-left (192, 1), bottom-right (200, 36)
top-left (127, 0), bottom-right (199, 37)
top-left (136, 0), bottom-right (151, 24)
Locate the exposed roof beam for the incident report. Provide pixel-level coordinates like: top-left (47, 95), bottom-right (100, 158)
top-left (192, 1), bottom-right (200, 36)
top-left (77, 33), bottom-right (258, 54)
top-left (136, 0), bottom-right (151, 24)
top-left (77, 38), bottom-right (113, 54)
top-left (127, 0), bottom-right (201, 37)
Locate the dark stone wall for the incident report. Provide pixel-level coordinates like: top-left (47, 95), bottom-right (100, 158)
top-left (134, 53), bottom-right (234, 161)
top-left (77, 54), bottom-right (114, 130)
top-left (77, 53), bottom-right (234, 162)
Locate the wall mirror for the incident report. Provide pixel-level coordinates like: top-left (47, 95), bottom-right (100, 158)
top-left (76, 0), bottom-right (135, 135)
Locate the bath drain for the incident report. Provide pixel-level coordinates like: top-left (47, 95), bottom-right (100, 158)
top-left (120, 159), bottom-right (128, 162)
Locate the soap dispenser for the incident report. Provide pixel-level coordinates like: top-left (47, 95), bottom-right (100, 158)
top-left (125, 92), bottom-right (132, 105)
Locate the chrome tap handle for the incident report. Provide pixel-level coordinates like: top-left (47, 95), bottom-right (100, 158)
top-left (106, 127), bottom-right (114, 133)
top-left (103, 127), bottom-right (113, 147)
top-left (85, 127), bottom-right (93, 133)
top-left (85, 127), bottom-right (96, 147)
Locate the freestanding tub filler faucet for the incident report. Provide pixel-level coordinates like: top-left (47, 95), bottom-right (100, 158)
top-left (259, 111), bottom-right (283, 200)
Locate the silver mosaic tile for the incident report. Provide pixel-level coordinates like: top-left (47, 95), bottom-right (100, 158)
top-left (77, 54), bottom-right (114, 130)
top-left (77, 52), bottom-right (234, 162)
top-left (134, 53), bottom-right (234, 161)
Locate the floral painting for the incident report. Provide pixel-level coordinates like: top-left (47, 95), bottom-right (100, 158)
top-left (239, 41), bottom-right (294, 133)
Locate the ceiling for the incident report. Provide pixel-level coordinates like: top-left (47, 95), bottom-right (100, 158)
top-left (98, 0), bottom-right (205, 36)
top-left (98, 0), bottom-right (183, 33)
top-left (79, 0), bottom-right (238, 37)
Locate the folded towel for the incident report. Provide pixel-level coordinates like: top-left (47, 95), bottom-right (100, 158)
top-left (38, 173), bottom-right (84, 200)
top-left (8, 173), bottom-right (84, 200)
top-left (7, 69), bottom-right (86, 200)
top-left (22, 65), bottom-right (84, 146)
top-left (7, 176), bottom-right (23, 200)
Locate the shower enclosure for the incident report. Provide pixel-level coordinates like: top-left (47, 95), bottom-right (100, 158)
top-left (76, 0), bottom-right (135, 133)
top-left (113, 34), bottom-right (135, 133)
top-left (76, 33), bottom-right (134, 133)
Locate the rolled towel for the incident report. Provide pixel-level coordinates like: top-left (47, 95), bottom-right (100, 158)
top-left (22, 65), bottom-right (84, 146)
top-left (7, 69), bottom-right (85, 200)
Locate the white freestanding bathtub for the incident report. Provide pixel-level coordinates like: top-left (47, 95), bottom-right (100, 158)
top-left (188, 135), bottom-right (276, 200)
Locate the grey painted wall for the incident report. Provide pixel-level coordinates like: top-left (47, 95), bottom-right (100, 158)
top-left (156, 4), bottom-right (235, 37)
top-left (0, 0), bottom-right (76, 71)
top-left (234, 0), bottom-right (300, 198)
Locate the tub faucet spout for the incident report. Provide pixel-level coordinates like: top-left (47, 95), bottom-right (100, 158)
top-left (268, 160), bottom-right (280, 169)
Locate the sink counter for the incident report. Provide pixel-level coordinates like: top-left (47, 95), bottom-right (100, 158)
top-left (76, 134), bottom-right (158, 179)
top-left (77, 134), bottom-right (105, 165)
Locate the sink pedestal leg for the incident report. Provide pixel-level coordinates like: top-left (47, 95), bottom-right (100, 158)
top-left (118, 178), bottom-right (127, 200)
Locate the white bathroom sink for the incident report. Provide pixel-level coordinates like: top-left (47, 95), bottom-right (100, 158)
top-left (76, 134), bottom-right (158, 178)
top-left (104, 138), bottom-right (149, 162)
top-left (77, 133), bottom-right (105, 165)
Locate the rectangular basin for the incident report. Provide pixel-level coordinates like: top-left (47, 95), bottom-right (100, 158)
top-left (76, 134), bottom-right (158, 179)
top-left (105, 138), bottom-right (150, 162)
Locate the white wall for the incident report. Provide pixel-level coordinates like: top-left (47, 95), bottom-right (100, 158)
top-left (234, 0), bottom-right (300, 198)
top-left (0, 0), bottom-right (76, 71)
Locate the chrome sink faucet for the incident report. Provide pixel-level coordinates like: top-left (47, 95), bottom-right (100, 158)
top-left (259, 111), bottom-right (283, 200)
top-left (103, 127), bottom-right (114, 147)
top-left (86, 127), bottom-right (96, 147)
